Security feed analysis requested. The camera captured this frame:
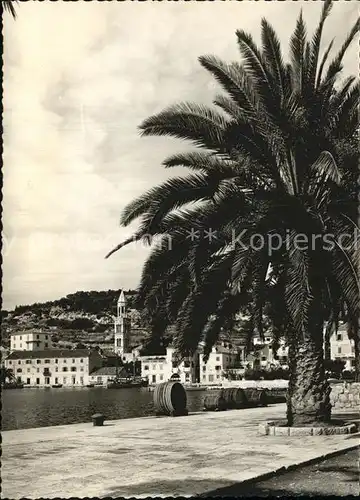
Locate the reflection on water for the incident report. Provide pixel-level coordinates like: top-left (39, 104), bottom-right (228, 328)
top-left (2, 387), bottom-right (207, 431)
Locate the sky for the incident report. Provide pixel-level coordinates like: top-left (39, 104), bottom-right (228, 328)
top-left (2, 0), bottom-right (358, 310)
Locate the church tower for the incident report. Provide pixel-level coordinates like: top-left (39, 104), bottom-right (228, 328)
top-left (114, 290), bottom-right (131, 357)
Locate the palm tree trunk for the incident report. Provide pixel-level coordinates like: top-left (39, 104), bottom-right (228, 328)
top-left (354, 334), bottom-right (360, 382)
top-left (323, 320), bottom-right (331, 360)
top-left (287, 305), bottom-right (331, 426)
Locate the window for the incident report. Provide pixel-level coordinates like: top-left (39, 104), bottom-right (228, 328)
top-left (337, 334), bottom-right (342, 341)
top-left (159, 374), bottom-right (164, 381)
top-left (338, 347), bottom-right (342, 354)
top-left (216, 356), bottom-right (220, 361)
top-left (18, 360), bottom-right (22, 364)
top-left (27, 368), bottom-right (30, 373)
top-left (152, 364), bottom-right (156, 370)
top-left (55, 377), bottom-right (58, 384)
top-left (80, 367), bottom-right (84, 372)
top-left (202, 375), bottom-right (206, 381)
top-left (55, 367), bottom-right (58, 372)
top-left (63, 367), bottom-right (68, 372)
top-left (152, 375), bottom-right (156, 383)
top-left (159, 364), bottom-right (163, 370)
top-left (20, 335), bottom-right (22, 340)
top-left (26, 360), bottom-right (31, 364)
top-left (261, 356), bottom-right (267, 361)
top-left (26, 378), bottom-right (30, 384)
top-left (36, 360), bottom-right (41, 364)
top-left (216, 375), bottom-right (220, 379)
top-left (144, 365), bottom-right (149, 371)
top-left (55, 359), bottom-right (58, 364)
top-left (80, 377), bottom-right (84, 384)
top-left (80, 359), bottom-right (84, 363)
top-left (45, 335), bottom-right (48, 339)
top-left (71, 367), bottom-right (76, 372)
top-left (215, 365), bottom-right (221, 371)
top-left (202, 366), bottom-right (206, 372)
top-left (63, 359), bottom-right (67, 363)
top-left (63, 377), bottom-right (67, 384)
top-left (72, 359), bottom-right (75, 363)
top-left (44, 360), bottom-right (50, 364)
top-left (17, 368), bottom-right (22, 373)
top-left (351, 346), bottom-right (355, 353)
top-left (36, 342), bottom-right (40, 347)
top-left (44, 343), bottom-right (48, 348)
top-left (37, 368), bottom-right (40, 373)
top-left (20, 344), bottom-right (22, 348)
top-left (351, 360), bottom-right (355, 367)
top-left (8, 361), bottom-right (12, 365)
top-left (37, 335), bottom-right (40, 339)
top-left (208, 374), bottom-right (214, 382)
top-left (36, 378), bottom-right (40, 384)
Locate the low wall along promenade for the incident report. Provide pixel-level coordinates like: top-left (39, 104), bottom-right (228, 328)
top-left (330, 382), bottom-right (360, 410)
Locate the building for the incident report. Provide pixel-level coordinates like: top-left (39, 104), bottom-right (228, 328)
top-left (198, 341), bottom-right (240, 384)
top-left (330, 326), bottom-right (355, 371)
top-left (88, 366), bottom-right (128, 386)
top-left (4, 349), bottom-right (103, 387)
top-left (10, 331), bottom-right (53, 352)
top-left (114, 290), bottom-right (131, 358)
top-left (247, 336), bottom-right (289, 369)
top-left (141, 346), bottom-right (198, 385)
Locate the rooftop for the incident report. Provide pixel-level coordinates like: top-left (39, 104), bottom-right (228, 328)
top-left (90, 366), bottom-right (128, 377)
top-left (10, 331), bottom-right (50, 337)
top-left (6, 349), bottom-right (96, 360)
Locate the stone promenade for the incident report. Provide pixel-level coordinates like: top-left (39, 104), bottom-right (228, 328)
top-left (2, 404), bottom-right (358, 498)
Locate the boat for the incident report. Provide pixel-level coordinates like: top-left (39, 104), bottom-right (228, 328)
top-left (85, 383), bottom-right (95, 388)
top-left (51, 384), bottom-right (63, 388)
top-left (106, 377), bottom-right (145, 389)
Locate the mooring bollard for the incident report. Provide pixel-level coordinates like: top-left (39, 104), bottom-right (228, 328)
top-left (92, 413), bottom-right (105, 426)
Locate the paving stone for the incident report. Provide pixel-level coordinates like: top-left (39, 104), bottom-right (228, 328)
top-left (274, 426), bottom-right (290, 436)
top-left (2, 405), bottom-right (357, 499)
top-left (288, 427), bottom-right (312, 436)
top-left (312, 427), bottom-right (323, 436)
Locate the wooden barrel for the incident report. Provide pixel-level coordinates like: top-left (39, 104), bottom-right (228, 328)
top-left (265, 388), bottom-right (287, 404)
top-left (203, 392), bottom-right (227, 411)
top-left (153, 381), bottom-right (187, 416)
top-left (221, 387), bottom-right (247, 409)
top-left (243, 388), bottom-right (268, 407)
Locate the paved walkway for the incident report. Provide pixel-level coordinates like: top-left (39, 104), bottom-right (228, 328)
top-left (2, 404), bottom-right (358, 498)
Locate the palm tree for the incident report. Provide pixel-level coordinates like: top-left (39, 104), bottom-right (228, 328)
top-left (107, 0), bottom-right (359, 426)
top-left (0, 367), bottom-right (15, 384)
top-left (2, 0), bottom-right (18, 18)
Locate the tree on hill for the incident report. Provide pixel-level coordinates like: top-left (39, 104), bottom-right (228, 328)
top-left (107, 1), bottom-right (359, 426)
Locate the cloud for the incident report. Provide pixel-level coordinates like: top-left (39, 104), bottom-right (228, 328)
top-left (2, 0), bottom-right (358, 309)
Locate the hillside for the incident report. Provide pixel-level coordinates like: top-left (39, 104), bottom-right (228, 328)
top-left (1, 289), bottom-right (148, 347)
top-left (1, 289), bottom-right (250, 352)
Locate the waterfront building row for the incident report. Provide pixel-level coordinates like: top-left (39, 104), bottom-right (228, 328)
top-left (4, 349), bottom-right (103, 387)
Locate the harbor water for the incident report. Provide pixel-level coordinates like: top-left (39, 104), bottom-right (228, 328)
top-left (2, 386), bottom-right (208, 431)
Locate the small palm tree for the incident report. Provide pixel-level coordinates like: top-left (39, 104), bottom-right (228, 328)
top-left (107, 1), bottom-right (359, 426)
top-left (0, 367), bottom-right (15, 384)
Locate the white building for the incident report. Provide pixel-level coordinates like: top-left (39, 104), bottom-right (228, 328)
top-left (88, 366), bottom-right (128, 386)
top-left (10, 331), bottom-right (53, 352)
top-left (4, 349), bottom-right (103, 387)
top-left (114, 290), bottom-right (131, 359)
top-left (141, 346), bottom-right (198, 385)
top-left (330, 326), bottom-right (355, 371)
top-left (248, 336), bottom-right (289, 369)
top-left (199, 341), bottom-right (240, 384)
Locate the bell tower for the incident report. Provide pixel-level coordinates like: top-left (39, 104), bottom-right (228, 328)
top-left (114, 290), bottom-right (131, 357)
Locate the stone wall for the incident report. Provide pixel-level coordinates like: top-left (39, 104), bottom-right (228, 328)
top-left (330, 382), bottom-right (360, 410)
